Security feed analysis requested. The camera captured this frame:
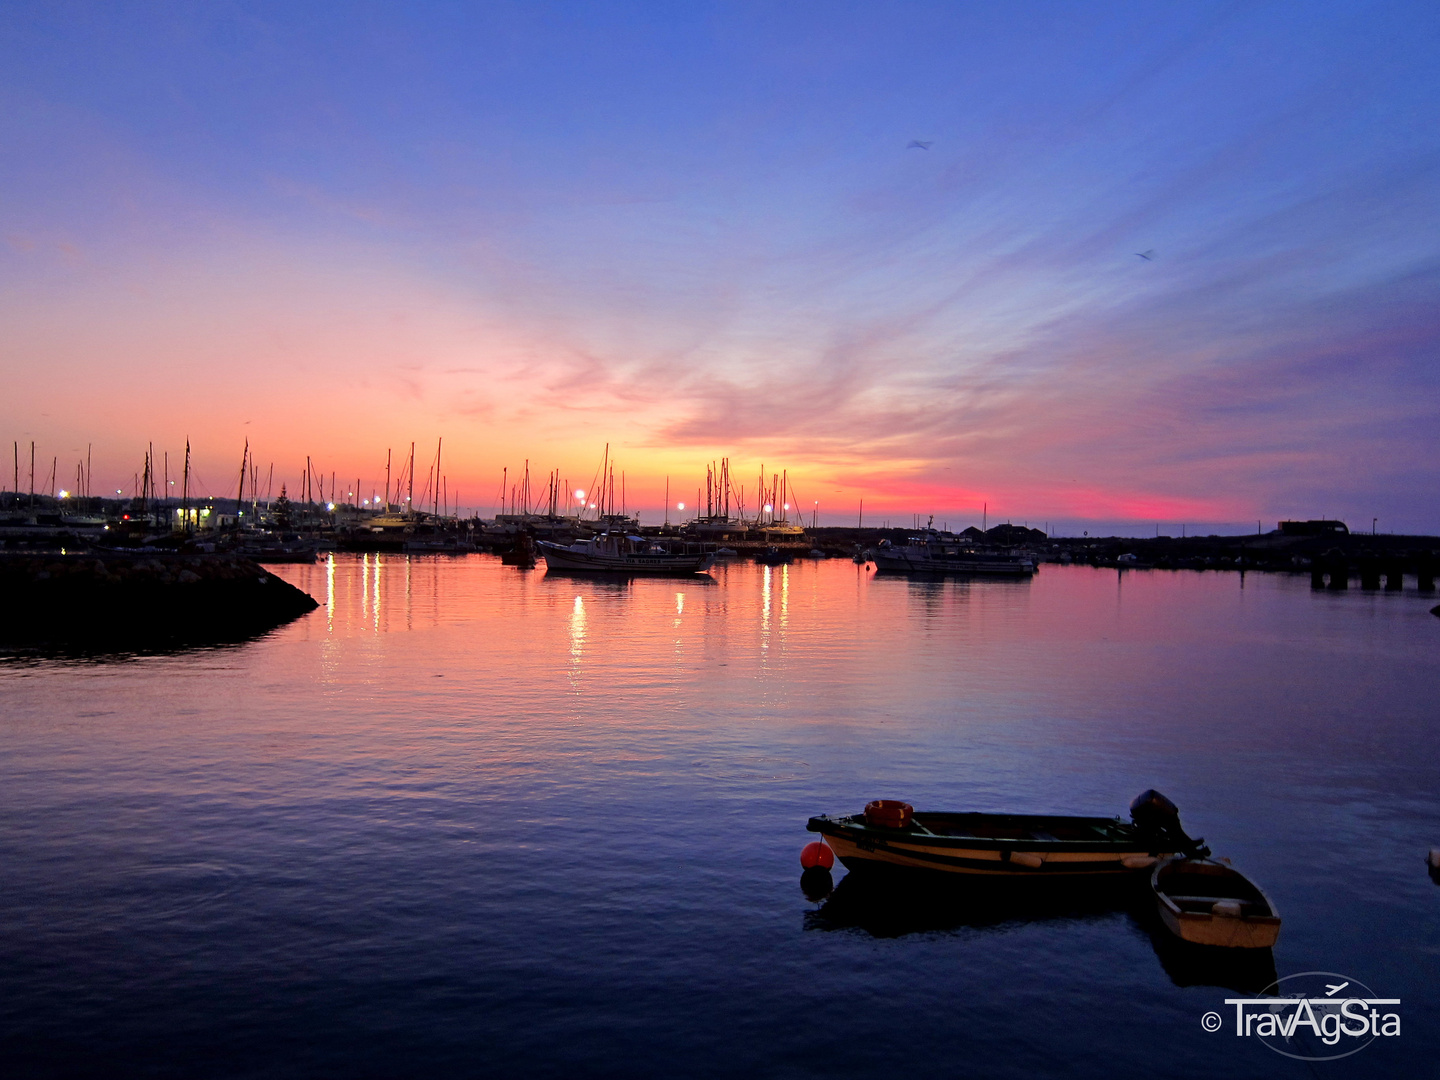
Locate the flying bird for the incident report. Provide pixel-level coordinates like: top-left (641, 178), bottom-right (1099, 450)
top-left (907, 140), bottom-right (933, 150)
top-left (1135, 250), bottom-right (1156, 261)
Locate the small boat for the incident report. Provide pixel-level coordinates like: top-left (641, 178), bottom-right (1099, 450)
top-left (755, 546), bottom-right (792, 566)
top-left (871, 529), bottom-right (1035, 577)
top-left (1151, 856), bottom-right (1280, 948)
top-left (806, 790), bottom-right (1204, 879)
top-left (237, 532), bottom-right (319, 563)
top-left (499, 533), bottom-right (537, 568)
top-left (537, 532), bottom-right (715, 575)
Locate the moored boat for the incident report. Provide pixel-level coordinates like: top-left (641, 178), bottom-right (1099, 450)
top-left (871, 529), bottom-right (1035, 577)
top-left (237, 532), bottom-right (319, 563)
top-left (538, 532), bottom-right (715, 575)
top-left (499, 533), bottom-right (537, 568)
top-left (806, 790), bottom-right (1205, 878)
top-left (1151, 856), bottom-right (1280, 948)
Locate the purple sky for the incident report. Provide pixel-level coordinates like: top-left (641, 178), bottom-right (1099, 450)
top-left (2, 2), bottom-right (1438, 532)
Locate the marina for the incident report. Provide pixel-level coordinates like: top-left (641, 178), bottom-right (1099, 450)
top-left (3, 2), bottom-right (1436, 1074)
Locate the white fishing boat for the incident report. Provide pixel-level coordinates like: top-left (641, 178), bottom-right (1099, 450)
top-left (1151, 856), bottom-right (1281, 948)
top-left (871, 529), bottom-right (1035, 577)
top-left (538, 532), bottom-right (714, 575)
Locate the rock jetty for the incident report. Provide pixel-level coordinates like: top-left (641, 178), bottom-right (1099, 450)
top-left (1, 553), bottom-right (319, 650)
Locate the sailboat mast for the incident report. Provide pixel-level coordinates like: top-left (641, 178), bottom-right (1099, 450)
top-left (600, 443), bottom-right (609, 522)
top-left (236, 440), bottom-right (248, 527)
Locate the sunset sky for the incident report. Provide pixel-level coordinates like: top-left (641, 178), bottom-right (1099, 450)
top-left (2, 2), bottom-right (1437, 533)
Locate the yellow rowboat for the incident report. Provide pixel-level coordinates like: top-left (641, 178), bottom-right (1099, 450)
top-left (1151, 856), bottom-right (1281, 948)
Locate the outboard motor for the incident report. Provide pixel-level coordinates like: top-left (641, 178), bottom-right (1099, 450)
top-left (1130, 789), bottom-right (1209, 857)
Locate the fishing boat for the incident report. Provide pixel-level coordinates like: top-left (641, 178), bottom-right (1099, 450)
top-left (806, 790), bottom-right (1205, 878)
top-left (871, 529), bottom-right (1036, 577)
top-left (1151, 856), bottom-right (1280, 948)
top-left (537, 532), bottom-right (715, 575)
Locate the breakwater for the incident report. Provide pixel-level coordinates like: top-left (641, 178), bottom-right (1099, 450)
top-left (0, 553), bottom-right (319, 650)
top-left (1037, 532), bottom-right (1439, 586)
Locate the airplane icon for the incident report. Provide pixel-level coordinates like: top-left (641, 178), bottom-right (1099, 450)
top-left (1324, 982), bottom-right (1349, 996)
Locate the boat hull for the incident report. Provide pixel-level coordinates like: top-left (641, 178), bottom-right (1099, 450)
top-left (808, 812), bottom-right (1175, 878)
top-left (537, 541), bottom-right (714, 575)
top-left (871, 551), bottom-right (1034, 576)
top-left (244, 550), bottom-right (318, 564)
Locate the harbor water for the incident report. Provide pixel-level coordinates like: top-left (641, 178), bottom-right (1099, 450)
top-left (2, 557), bottom-right (1436, 1077)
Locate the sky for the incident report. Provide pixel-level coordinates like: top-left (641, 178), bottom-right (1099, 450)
top-left (2, 1), bottom-right (1438, 533)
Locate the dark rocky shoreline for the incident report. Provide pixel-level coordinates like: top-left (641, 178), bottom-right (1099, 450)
top-left (0, 554), bottom-right (319, 651)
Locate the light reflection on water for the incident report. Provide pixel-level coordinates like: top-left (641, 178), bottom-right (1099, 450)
top-left (1, 555), bottom-right (1437, 1078)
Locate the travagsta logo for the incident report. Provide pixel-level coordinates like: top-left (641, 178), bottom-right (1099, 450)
top-left (1202, 971), bottom-right (1400, 1061)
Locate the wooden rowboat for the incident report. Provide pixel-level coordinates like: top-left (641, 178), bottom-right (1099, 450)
top-left (1151, 856), bottom-right (1280, 948)
top-left (805, 790), bottom-right (1205, 879)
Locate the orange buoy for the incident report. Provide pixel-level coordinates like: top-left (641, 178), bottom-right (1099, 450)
top-left (800, 840), bottom-right (835, 870)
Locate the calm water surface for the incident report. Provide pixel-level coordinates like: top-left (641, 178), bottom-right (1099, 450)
top-left (2, 556), bottom-right (1437, 1077)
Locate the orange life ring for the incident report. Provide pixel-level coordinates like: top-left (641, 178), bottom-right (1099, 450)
top-left (863, 799), bottom-right (914, 829)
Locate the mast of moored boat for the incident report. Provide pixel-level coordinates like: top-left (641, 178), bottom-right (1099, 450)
top-left (182, 439), bottom-right (190, 531)
top-left (235, 440), bottom-right (249, 531)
